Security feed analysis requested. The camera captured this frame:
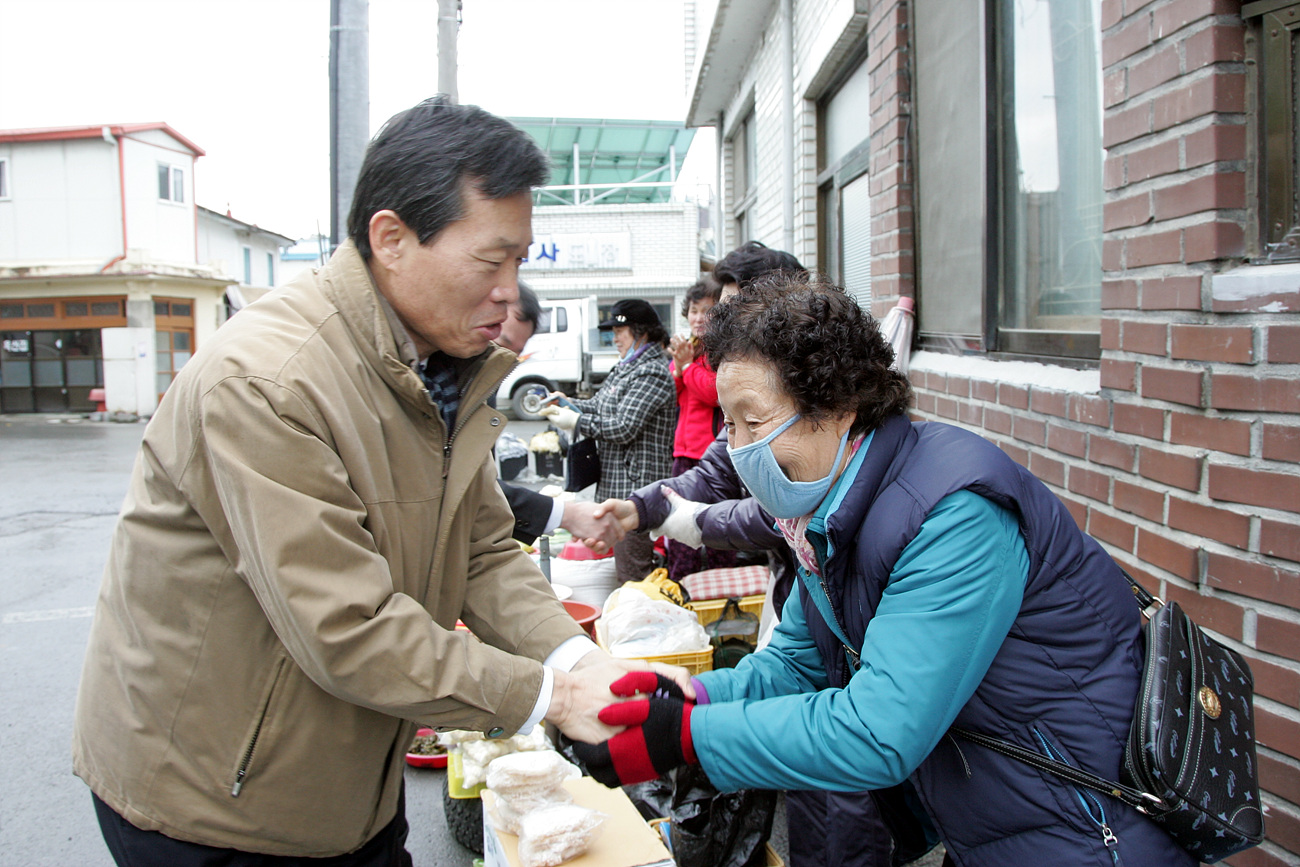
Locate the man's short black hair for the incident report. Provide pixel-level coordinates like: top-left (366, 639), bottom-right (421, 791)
top-left (516, 281), bottom-right (541, 331)
top-left (713, 241), bottom-right (805, 290)
top-left (347, 95), bottom-right (550, 260)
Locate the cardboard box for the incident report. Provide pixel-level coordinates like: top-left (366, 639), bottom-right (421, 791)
top-left (648, 818), bottom-right (785, 867)
top-left (482, 776), bottom-right (674, 867)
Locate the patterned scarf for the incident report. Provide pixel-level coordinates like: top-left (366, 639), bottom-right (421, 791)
top-left (420, 353), bottom-right (461, 432)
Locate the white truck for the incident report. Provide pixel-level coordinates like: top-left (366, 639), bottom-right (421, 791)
top-left (498, 296), bottom-right (620, 419)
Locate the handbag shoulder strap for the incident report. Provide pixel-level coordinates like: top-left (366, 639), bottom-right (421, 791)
top-left (1117, 566), bottom-right (1163, 620)
top-left (949, 727), bottom-right (1165, 814)
top-left (950, 559), bottom-right (1169, 814)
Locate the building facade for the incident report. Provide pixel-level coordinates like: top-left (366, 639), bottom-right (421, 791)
top-left (689, 1), bottom-right (1300, 863)
top-left (0, 124), bottom-right (289, 418)
top-left (513, 117), bottom-right (708, 338)
top-left (523, 201), bottom-right (704, 341)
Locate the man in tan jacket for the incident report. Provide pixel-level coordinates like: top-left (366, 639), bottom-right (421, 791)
top-left (73, 96), bottom-right (676, 866)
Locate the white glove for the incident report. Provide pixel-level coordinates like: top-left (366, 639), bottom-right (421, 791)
top-left (539, 404), bottom-right (580, 431)
top-left (649, 486), bottom-right (705, 549)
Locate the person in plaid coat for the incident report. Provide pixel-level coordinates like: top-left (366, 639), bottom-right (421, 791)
top-left (541, 298), bottom-right (677, 582)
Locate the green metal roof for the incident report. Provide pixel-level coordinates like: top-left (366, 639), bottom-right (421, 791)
top-left (508, 117), bottom-right (696, 205)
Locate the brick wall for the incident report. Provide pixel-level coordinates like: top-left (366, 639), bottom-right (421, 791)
top-left (864, 0), bottom-right (913, 321)
top-left (907, 3), bottom-right (1300, 863)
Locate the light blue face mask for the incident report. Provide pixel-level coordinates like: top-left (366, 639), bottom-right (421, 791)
top-left (727, 413), bottom-right (850, 519)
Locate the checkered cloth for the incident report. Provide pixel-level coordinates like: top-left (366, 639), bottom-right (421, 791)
top-left (420, 353), bottom-right (461, 432)
top-left (680, 565), bottom-right (770, 601)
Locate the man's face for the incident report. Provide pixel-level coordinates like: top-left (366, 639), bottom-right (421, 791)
top-left (719, 281), bottom-right (740, 302)
top-left (372, 187), bottom-right (533, 359)
top-left (497, 304), bottom-right (536, 355)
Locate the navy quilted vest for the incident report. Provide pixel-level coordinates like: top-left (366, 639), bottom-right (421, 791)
top-left (803, 414), bottom-right (1194, 866)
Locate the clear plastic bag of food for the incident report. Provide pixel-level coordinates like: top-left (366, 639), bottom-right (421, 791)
top-left (486, 750), bottom-right (581, 797)
top-left (601, 589), bottom-right (710, 657)
top-left (517, 803), bottom-right (607, 867)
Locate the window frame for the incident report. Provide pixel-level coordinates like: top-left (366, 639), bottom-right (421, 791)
top-left (1246, 0), bottom-right (1300, 262)
top-left (817, 42), bottom-right (876, 306)
top-left (731, 107), bottom-right (758, 245)
top-left (158, 163), bottom-right (185, 204)
top-left (910, 0), bottom-right (1103, 366)
top-left (0, 157), bottom-right (9, 199)
top-left (990, 0), bottom-right (1104, 362)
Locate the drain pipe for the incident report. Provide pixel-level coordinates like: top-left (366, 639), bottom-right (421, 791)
top-left (102, 125), bottom-right (129, 272)
top-left (715, 112), bottom-right (725, 255)
top-left (781, 0), bottom-right (795, 256)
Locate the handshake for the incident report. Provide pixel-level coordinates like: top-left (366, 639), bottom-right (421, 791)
top-left (559, 487), bottom-right (707, 554)
top-left (568, 671), bottom-right (699, 787)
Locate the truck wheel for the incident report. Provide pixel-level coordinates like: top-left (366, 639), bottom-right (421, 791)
top-left (510, 383), bottom-right (550, 421)
top-left (441, 775), bottom-right (484, 854)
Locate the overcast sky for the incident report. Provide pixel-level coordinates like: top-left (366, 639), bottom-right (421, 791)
top-left (0, 0), bottom-right (713, 240)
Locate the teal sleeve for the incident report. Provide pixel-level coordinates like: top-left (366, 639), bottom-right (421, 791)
top-left (694, 585), bottom-right (830, 704)
top-left (691, 490), bottom-right (1029, 792)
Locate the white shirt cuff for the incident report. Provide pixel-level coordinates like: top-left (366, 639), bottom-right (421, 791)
top-left (519, 635), bottom-right (602, 734)
top-left (543, 497), bottom-right (565, 536)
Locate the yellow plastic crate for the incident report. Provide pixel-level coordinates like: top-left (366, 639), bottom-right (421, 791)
top-left (445, 750), bottom-right (486, 799)
top-left (687, 594), bottom-right (765, 630)
top-left (595, 620), bottom-right (713, 675)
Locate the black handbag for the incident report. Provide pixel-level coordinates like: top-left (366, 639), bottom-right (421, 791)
top-left (954, 570), bottom-right (1263, 863)
top-left (564, 435), bottom-right (601, 492)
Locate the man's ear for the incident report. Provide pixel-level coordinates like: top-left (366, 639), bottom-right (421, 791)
top-left (368, 210), bottom-right (409, 271)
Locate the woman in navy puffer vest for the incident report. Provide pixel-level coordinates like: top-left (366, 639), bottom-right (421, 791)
top-left (575, 278), bottom-right (1194, 867)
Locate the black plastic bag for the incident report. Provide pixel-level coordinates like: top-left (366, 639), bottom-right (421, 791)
top-left (625, 765), bottom-right (777, 867)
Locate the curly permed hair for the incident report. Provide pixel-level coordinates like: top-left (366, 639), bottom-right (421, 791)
top-left (704, 274), bottom-right (913, 435)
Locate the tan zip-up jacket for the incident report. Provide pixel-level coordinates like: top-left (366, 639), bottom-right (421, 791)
top-left (72, 240), bottom-right (584, 856)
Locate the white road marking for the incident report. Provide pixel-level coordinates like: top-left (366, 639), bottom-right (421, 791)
top-left (3, 606), bottom-right (95, 624)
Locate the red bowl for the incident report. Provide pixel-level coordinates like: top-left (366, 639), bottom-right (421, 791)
top-left (405, 727), bottom-right (448, 769)
top-left (563, 600), bottom-right (600, 638)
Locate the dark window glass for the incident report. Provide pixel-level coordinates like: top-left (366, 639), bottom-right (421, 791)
top-left (90, 300), bottom-right (121, 316)
top-left (25, 303), bottom-right (54, 318)
top-left (65, 302), bottom-right (88, 317)
top-left (1254, 1), bottom-right (1300, 261)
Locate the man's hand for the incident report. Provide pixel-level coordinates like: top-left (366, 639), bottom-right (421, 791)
top-left (559, 501), bottom-right (626, 549)
top-left (649, 487), bottom-right (705, 549)
top-left (570, 650), bottom-right (695, 700)
top-left (585, 499), bottom-right (640, 554)
top-left (546, 657), bottom-right (656, 744)
top-left (539, 404), bottom-right (580, 431)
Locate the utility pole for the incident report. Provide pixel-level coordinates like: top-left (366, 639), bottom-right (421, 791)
top-left (330, 0), bottom-right (369, 253)
top-left (438, 0), bottom-right (461, 102)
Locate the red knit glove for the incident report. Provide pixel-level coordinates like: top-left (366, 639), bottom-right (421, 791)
top-left (570, 672), bottom-right (697, 787)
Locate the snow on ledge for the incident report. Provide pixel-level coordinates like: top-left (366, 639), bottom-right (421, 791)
top-left (910, 351), bottom-right (1100, 395)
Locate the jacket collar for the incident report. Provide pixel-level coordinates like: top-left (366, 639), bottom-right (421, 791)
top-left (314, 239), bottom-right (516, 420)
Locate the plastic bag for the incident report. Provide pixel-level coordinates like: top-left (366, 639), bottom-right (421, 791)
top-left (516, 803), bottom-right (607, 867)
top-left (486, 751), bottom-right (581, 811)
top-left (600, 589), bottom-right (710, 657)
top-left (451, 724), bottom-right (550, 788)
top-left (624, 764), bottom-right (776, 867)
top-left (497, 431), bottom-right (529, 460)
